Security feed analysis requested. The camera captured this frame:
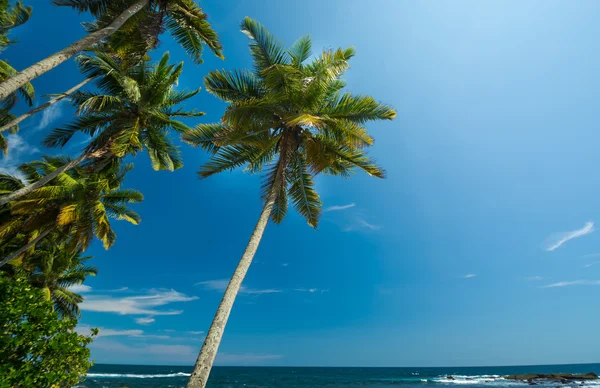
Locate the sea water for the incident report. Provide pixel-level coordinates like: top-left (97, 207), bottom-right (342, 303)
top-left (79, 363), bottom-right (600, 388)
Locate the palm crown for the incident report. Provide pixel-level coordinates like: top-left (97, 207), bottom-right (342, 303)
top-left (1, 157), bottom-right (142, 251)
top-left (44, 52), bottom-right (201, 171)
top-left (55, 0), bottom-right (223, 65)
top-left (183, 17), bottom-right (396, 227)
top-left (24, 241), bottom-right (97, 319)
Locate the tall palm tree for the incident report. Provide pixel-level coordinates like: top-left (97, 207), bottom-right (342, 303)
top-left (0, 0), bottom-right (223, 100)
top-left (0, 0), bottom-right (34, 152)
top-left (182, 17), bottom-right (396, 388)
top-left (0, 157), bottom-right (142, 267)
top-left (0, 51), bottom-right (199, 206)
top-left (24, 239), bottom-right (97, 319)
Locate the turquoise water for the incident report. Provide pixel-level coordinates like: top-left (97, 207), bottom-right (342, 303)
top-left (79, 364), bottom-right (600, 388)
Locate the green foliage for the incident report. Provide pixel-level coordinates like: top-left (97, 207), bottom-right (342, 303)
top-left (55, 0), bottom-right (224, 64)
top-left (44, 52), bottom-right (200, 171)
top-left (0, 0), bottom-right (32, 52)
top-left (183, 17), bottom-right (396, 228)
top-left (0, 157), bottom-right (142, 266)
top-left (24, 240), bottom-right (97, 319)
top-left (0, 274), bottom-right (96, 388)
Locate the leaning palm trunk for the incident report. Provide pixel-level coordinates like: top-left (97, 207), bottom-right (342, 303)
top-left (186, 192), bottom-right (276, 388)
top-left (0, 78), bottom-right (92, 134)
top-left (0, 152), bottom-right (91, 206)
top-left (0, 0), bottom-right (148, 100)
top-left (0, 228), bottom-right (51, 268)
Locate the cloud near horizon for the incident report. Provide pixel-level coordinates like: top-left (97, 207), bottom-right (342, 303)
top-left (196, 279), bottom-right (282, 295)
top-left (463, 274), bottom-right (477, 279)
top-left (545, 221), bottom-right (594, 251)
top-left (89, 339), bottom-right (283, 365)
top-left (80, 289), bottom-right (198, 316)
top-left (68, 284), bottom-right (92, 293)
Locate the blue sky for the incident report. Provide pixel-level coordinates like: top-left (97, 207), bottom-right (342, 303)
top-left (4, 0), bottom-right (600, 367)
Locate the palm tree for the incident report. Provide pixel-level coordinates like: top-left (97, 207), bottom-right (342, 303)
top-left (0, 51), bottom-right (199, 206)
top-left (0, 0), bottom-right (34, 152)
top-left (24, 239), bottom-right (97, 319)
top-left (0, 77), bottom-right (90, 135)
top-left (0, 0), bottom-right (223, 100)
top-left (0, 157), bottom-right (142, 267)
top-left (182, 17), bottom-right (396, 388)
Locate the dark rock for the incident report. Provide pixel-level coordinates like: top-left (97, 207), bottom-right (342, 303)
top-left (506, 374), bottom-right (600, 382)
top-left (447, 376), bottom-right (455, 380)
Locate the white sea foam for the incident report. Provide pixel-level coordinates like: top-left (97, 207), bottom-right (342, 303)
top-left (86, 372), bottom-right (190, 378)
top-left (432, 375), bottom-right (520, 385)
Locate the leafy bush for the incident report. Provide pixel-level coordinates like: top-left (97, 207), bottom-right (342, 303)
top-left (0, 274), bottom-right (96, 388)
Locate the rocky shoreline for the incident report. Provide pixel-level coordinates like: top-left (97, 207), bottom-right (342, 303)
top-left (504, 373), bottom-right (599, 385)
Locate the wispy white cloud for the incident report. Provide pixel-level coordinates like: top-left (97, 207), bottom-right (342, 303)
top-left (524, 276), bottom-right (543, 281)
top-left (543, 280), bottom-right (600, 288)
top-left (36, 100), bottom-right (66, 131)
top-left (187, 331), bottom-right (204, 335)
top-left (545, 221), bottom-right (594, 251)
top-left (343, 217), bottom-right (382, 232)
top-left (80, 289), bottom-right (198, 316)
top-left (90, 340), bottom-right (282, 365)
top-left (0, 134), bottom-right (39, 178)
top-left (135, 317), bottom-right (155, 325)
top-left (77, 324), bottom-right (173, 340)
top-left (196, 279), bottom-right (282, 295)
top-left (463, 274), bottom-right (477, 279)
top-left (294, 288), bottom-right (329, 293)
top-left (67, 284), bottom-right (92, 293)
top-left (583, 262), bottom-right (599, 268)
top-left (324, 203), bottom-right (356, 212)
top-left (90, 339), bottom-right (198, 363)
top-left (76, 325), bottom-right (143, 337)
top-left (357, 218), bottom-right (382, 230)
top-left (281, 263), bottom-right (289, 267)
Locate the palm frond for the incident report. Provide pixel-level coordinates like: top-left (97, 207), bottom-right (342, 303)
top-left (287, 152), bottom-right (321, 227)
top-left (288, 35), bottom-right (312, 67)
top-left (240, 17), bottom-right (289, 74)
top-left (204, 69), bottom-right (263, 102)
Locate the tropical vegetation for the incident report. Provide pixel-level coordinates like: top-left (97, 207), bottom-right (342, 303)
top-left (0, 273), bottom-right (96, 388)
top-left (0, 2), bottom-right (396, 387)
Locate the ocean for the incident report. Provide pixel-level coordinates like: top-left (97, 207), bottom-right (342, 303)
top-left (79, 363), bottom-right (600, 388)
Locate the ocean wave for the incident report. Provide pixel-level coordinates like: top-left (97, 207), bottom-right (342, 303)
top-left (431, 375), bottom-right (521, 385)
top-left (86, 372), bottom-right (190, 379)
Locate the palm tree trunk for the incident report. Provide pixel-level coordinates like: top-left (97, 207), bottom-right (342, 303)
top-left (0, 78), bottom-right (92, 134)
top-left (0, 228), bottom-right (51, 268)
top-left (187, 133), bottom-right (290, 388)
top-left (186, 195), bottom-right (276, 388)
top-left (0, 151), bottom-right (91, 206)
top-left (0, 0), bottom-right (149, 100)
